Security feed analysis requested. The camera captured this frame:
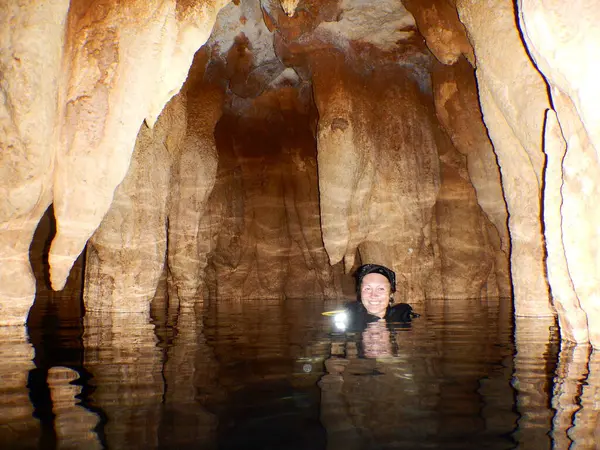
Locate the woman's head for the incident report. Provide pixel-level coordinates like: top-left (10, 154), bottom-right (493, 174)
top-left (355, 264), bottom-right (396, 318)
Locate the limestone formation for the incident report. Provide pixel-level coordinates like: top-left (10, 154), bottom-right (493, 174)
top-left (167, 69), bottom-right (223, 304)
top-left (519, 0), bottom-right (600, 347)
top-left (540, 110), bottom-right (589, 344)
top-left (519, 0), bottom-right (600, 159)
top-left (312, 54), bottom-right (443, 303)
top-left (456, 0), bottom-right (552, 316)
top-left (432, 58), bottom-right (511, 297)
top-left (275, 0), bottom-right (449, 303)
top-left (183, 1), bottom-right (345, 301)
top-left (84, 94), bottom-right (186, 314)
top-left (434, 125), bottom-right (497, 299)
top-left (402, 0), bottom-right (474, 65)
top-left (0, 0), bottom-right (70, 325)
top-left (266, 0), bottom-right (504, 301)
top-left (432, 59), bottom-right (509, 254)
top-left (0, 0), bottom-right (231, 325)
top-left (51, 0), bottom-right (230, 293)
top-left (201, 84), bottom-right (341, 300)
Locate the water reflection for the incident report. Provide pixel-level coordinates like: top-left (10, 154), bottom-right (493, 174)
top-left (551, 343), bottom-right (600, 449)
top-left (152, 274), bottom-right (220, 449)
top-left (202, 298), bottom-right (328, 450)
top-left (6, 293), bottom-right (600, 448)
top-left (512, 316), bottom-right (558, 448)
top-left (551, 343), bottom-right (590, 448)
top-left (83, 311), bottom-right (164, 449)
top-left (320, 298), bottom-right (517, 449)
top-left (0, 325), bottom-right (36, 449)
top-left (24, 264), bottom-right (107, 449)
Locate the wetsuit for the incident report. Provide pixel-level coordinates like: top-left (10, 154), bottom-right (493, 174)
top-left (343, 301), bottom-right (417, 332)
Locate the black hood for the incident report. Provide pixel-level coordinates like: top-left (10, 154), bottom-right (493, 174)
top-left (354, 264), bottom-right (396, 293)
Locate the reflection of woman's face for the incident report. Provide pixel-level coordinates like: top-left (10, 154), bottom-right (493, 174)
top-left (362, 321), bottom-right (393, 358)
top-left (360, 273), bottom-right (391, 318)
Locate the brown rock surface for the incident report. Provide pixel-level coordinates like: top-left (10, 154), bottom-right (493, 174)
top-left (432, 58), bottom-right (511, 297)
top-left (270, 0), bottom-right (502, 301)
top-left (167, 61), bottom-right (224, 304)
top-left (202, 84), bottom-right (342, 300)
top-left (519, 0), bottom-right (600, 346)
top-left (434, 126), bottom-right (497, 299)
top-left (3, 0), bottom-right (510, 315)
top-left (456, 0), bottom-right (552, 316)
top-left (402, 0), bottom-right (474, 65)
top-left (0, 0), bottom-right (231, 324)
top-left (432, 59), bottom-right (508, 251)
top-left (0, 0), bottom-right (69, 325)
top-left (312, 51), bottom-right (443, 303)
top-left (50, 0), bottom-right (230, 292)
top-left (84, 94), bottom-right (186, 314)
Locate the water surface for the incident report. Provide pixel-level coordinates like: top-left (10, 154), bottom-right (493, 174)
top-left (2, 293), bottom-right (598, 449)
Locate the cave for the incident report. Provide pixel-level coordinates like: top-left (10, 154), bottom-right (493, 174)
top-left (2, 0), bottom-right (600, 448)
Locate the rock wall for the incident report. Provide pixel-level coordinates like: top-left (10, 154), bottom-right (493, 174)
top-left (456, 0), bottom-right (552, 317)
top-left (3, 0), bottom-right (513, 312)
top-left (433, 113), bottom-right (500, 299)
top-left (167, 56), bottom-right (224, 306)
top-left (51, 0), bottom-right (229, 294)
top-left (268, 0), bottom-right (505, 303)
top-left (311, 49), bottom-right (443, 303)
top-left (203, 85), bottom-right (342, 300)
top-left (79, 0), bottom-right (505, 308)
top-left (4, 0), bottom-right (600, 347)
top-left (451, 0), bottom-right (600, 345)
top-left (0, 0), bottom-right (231, 325)
top-left (0, 0), bottom-right (70, 325)
top-left (432, 58), bottom-right (511, 298)
top-left (518, 0), bottom-right (600, 346)
top-left (84, 94), bottom-right (186, 314)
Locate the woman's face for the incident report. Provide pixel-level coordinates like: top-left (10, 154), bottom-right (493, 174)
top-left (360, 273), bottom-right (392, 318)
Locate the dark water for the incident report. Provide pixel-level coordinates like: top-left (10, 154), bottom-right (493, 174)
top-left (2, 293), bottom-right (599, 450)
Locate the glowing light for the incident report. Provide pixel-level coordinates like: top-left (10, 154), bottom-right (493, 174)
top-left (333, 311), bottom-right (348, 331)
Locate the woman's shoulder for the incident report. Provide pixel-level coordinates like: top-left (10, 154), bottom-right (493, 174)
top-left (386, 303), bottom-right (419, 322)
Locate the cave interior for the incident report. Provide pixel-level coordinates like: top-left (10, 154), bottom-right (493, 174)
top-left (3, 0), bottom-right (600, 347)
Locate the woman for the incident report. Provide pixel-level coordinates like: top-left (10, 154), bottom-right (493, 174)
top-left (343, 264), bottom-right (418, 331)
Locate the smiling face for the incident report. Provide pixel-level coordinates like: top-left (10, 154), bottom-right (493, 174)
top-left (360, 273), bottom-right (392, 318)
